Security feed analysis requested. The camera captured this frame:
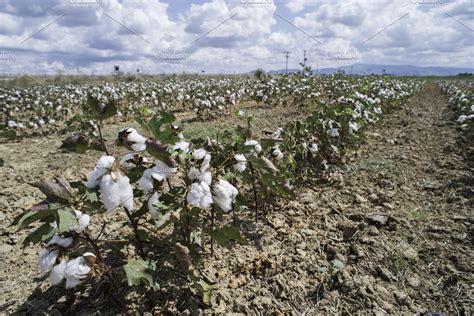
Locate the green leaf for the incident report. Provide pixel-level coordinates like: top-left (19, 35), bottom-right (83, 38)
top-left (207, 229), bottom-right (230, 247)
top-left (23, 222), bottom-right (57, 247)
top-left (85, 188), bottom-right (99, 203)
top-left (196, 279), bottom-right (214, 305)
top-left (17, 208), bottom-right (57, 228)
top-left (100, 100), bottom-right (118, 120)
top-left (124, 259), bottom-right (159, 289)
top-left (207, 225), bottom-right (249, 248)
top-left (160, 111), bottom-right (176, 124)
top-left (235, 193), bottom-right (248, 209)
top-left (221, 226), bottom-right (249, 245)
top-left (0, 129), bottom-right (16, 139)
top-left (85, 95), bottom-right (117, 120)
top-left (149, 116), bottom-right (179, 144)
top-left (56, 209), bottom-right (78, 233)
top-left (0, 158), bottom-right (4, 167)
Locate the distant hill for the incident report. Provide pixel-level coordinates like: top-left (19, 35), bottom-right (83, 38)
top-left (266, 64), bottom-right (474, 76)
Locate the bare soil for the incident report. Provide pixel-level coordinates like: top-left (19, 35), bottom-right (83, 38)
top-left (0, 83), bottom-right (472, 314)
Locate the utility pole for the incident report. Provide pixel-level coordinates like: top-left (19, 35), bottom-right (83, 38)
top-left (284, 51), bottom-right (290, 75)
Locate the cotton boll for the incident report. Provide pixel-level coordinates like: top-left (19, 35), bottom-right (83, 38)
top-left (200, 154), bottom-right (211, 170)
top-left (148, 192), bottom-right (171, 228)
top-left (76, 214), bottom-right (91, 233)
top-left (120, 153), bottom-right (137, 170)
top-left (65, 256), bottom-right (92, 289)
top-left (213, 179), bottom-right (238, 212)
top-left (117, 128), bottom-right (147, 151)
top-left (192, 148), bottom-right (208, 160)
top-left (374, 107), bottom-right (383, 115)
top-left (233, 154), bottom-right (247, 172)
top-left (50, 259), bottom-right (68, 285)
top-left (271, 146), bottom-right (284, 160)
top-left (47, 235), bottom-right (74, 248)
top-left (86, 156), bottom-right (115, 189)
top-left (307, 143), bottom-right (319, 156)
top-left (244, 140), bottom-right (262, 155)
top-left (138, 161), bottom-right (175, 192)
top-left (155, 160), bottom-right (177, 179)
top-left (187, 181), bottom-right (213, 209)
top-left (457, 115), bottom-right (467, 123)
top-left (100, 174), bottom-right (134, 211)
top-left (38, 249), bottom-right (59, 273)
top-left (172, 139), bottom-right (190, 153)
top-left (139, 168), bottom-right (161, 192)
top-left (271, 127), bottom-right (283, 140)
top-left (187, 167), bottom-right (212, 186)
top-left (328, 128), bottom-right (339, 138)
top-left (348, 122), bottom-right (360, 134)
top-left (148, 192), bottom-right (161, 220)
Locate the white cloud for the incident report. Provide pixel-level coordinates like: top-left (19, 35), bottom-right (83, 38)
top-left (0, 0), bottom-right (471, 74)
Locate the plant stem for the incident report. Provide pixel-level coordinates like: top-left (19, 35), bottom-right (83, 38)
top-left (232, 203), bottom-right (236, 226)
top-left (249, 164), bottom-right (259, 222)
top-left (123, 207), bottom-right (146, 259)
top-left (97, 120), bottom-right (109, 155)
top-left (210, 204), bottom-right (215, 255)
top-left (82, 231), bottom-right (105, 265)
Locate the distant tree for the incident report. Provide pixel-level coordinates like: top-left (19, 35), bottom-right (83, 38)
top-left (254, 68), bottom-right (265, 80)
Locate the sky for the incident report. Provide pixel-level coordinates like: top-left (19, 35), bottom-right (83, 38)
top-left (0, 0), bottom-right (472, 75)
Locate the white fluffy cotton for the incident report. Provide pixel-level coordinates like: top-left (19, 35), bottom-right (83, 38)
top-left (73, 210), bottom-right (90, 233)
top-left (47, 234), bottom-right (74, 248)
top-left (307, 143), bottom-right (318, 156)
top-left (86, 156), bottom-right (134, 211)
top-left (64, 255), bottom-right (93, 289)
top-left (457, 115), bottom-right (467, 123)
top-left (271, 146), bottom-right (284, 160)
top-left (233, 154), bottom-right (247, 172)
top-left (85, 156), bottom-right (115, 189)
top-left (50, 259), bottom-right (68, 286)
top-left (119, 127), bottom-right (147, 151)
top-left (212, 179), bottom-right (238, 212)
top-left (187, 167), bottom-right (212, 186)
top-left (271, 127), bottom-right (283, 140)
top-left (139, 160), bottom-right (176, 192)
top-left (244, 140), bottom-right (262, 155)
top-left (100, 173), bottom-right (134, 211)
top-left (148, 191), bottom-right (171, 228)
top-left (187, 181), bottom-right (213, 209)
top-left (38, 249), bottom-right (59, 274)
top-left (328, 128), bottom-right (339, 138)
top-left (348, 122), bottom-right (360, 134)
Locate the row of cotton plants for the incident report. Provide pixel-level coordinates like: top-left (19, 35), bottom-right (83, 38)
top-left (1, 75), bottom-right (423, 140)
top-left (438, 80), bottom-right (474, 131)
top-left (1, 78), bottom-right (255, 138)
top-left (14, 76), bottom-right (423, 305)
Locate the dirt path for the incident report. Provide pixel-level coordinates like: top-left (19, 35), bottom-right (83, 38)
top-left (0, 83), bottom-right (472, 314)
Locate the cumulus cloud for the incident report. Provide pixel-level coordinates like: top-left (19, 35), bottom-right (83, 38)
top-left (0, 0), bottom-right (471, 74)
